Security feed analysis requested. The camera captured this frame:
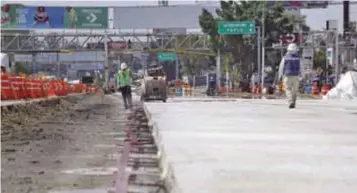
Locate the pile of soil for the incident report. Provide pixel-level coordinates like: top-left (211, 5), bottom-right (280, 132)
top-left (1, 94), bottom-right (127, 193)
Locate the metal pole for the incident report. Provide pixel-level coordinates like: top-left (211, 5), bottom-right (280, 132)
top-left (193, 75), bottom-right (196, 96)
top-left (261, 3), bottom-right (266, 89)
top-left (206, 72), bottom-right (209, 90)
top-left (32, 53), bottom-right (36, 75)
top-left (175, 54), bottom-right (179, 80)
top-left (56, 53), bottom-right (60, 78)
top-left (325, 46), bottom-right (329, 83)
top-left (257, 26), bottom-right (261, 84)
top-left (216, 49), bottom-right (221, 88)
top-left (226, 71), bottom-right (229, 97)
top-left (104, 30), bottom-right (109, 90)
top-left (335, 30), bottom-right (340, 83)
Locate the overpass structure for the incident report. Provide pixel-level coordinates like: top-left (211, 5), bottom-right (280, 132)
top-left (1, 31), bottom-right (212, 54)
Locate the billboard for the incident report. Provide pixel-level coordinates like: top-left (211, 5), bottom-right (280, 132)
top-left (1, 4), bottom-right (108, 29)
top-left (113, 5), bottom-right (218, 29)
top-left (267, 1), bottom-right (328, 9)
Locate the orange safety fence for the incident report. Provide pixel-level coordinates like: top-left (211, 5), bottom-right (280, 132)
top-left (1, 73), bottom-right (96, 101)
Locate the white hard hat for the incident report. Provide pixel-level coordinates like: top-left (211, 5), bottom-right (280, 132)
top-left (287, 43), bottom-right (298, 52)
top-left (120, 62), bottom-right (127, 70)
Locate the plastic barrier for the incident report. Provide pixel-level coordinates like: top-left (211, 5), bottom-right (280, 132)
top-left (175, 86), bottom-right (193, 96)
top-left (183, 86), bottom-right (192, 96)
top-left (1, 74), bottom-right (97, 101)
top-left (10, 76), bottom-right (23, 100)
top-left (1, 73), bottom-right (12, 100)
top-left (312, 82), bottom-right (320, 96)
top-left (321, 84), bottom-right (332, 96)
top-left (175, 87), bottom-right (183, 96)
top-left (304, 85), bottom-right (312, 94)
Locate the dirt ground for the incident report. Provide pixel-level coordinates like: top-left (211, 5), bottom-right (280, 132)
top-left (1, 94), bottom-right (131, 193)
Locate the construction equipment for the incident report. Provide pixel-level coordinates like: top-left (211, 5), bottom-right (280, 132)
top-left (79, 71), bottom-right (95, 84)
top-left (140, 64), bottom-right (167, 102)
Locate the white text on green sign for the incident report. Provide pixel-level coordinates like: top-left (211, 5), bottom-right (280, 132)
top-left (218, 21), bottom-right (256, 35)
top-left (157, 52), bottom-right (177, 61)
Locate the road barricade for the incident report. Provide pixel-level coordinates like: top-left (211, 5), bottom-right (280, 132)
top-left (10, 76), bottom-right (26, 100)
top-left (175, 85), bottom-right (192, 96)
top-left (1, 74), bottom-right (97, 101)
top-left (1, 73), bottom-right (12, 100)
top-left (320, 84), bottom-right (332, 96)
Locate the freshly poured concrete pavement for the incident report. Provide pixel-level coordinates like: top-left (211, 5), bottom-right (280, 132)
top-left (145, 99), bottom-right (357, 193)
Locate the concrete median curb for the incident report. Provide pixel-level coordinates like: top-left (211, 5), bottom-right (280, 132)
top-left (143, 103), bottom-right (180, 193)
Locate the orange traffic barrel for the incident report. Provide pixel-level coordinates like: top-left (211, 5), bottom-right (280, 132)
top-left (25, 78), bottom-right (36, 99)
top-left (311, 84), bottom-right (319, 96)
top-left (10, 76), bottom-right (25, 100)
top-left (321, 85), bottom-right (331, 96)
top-left (47, 82), bottom-right (57, 97)
top-left (1, 73), bottom-right (13, 100)
top-left (35, 79), bottom-right (45, 98)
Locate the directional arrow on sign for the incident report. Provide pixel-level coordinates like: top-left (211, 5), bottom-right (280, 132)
top-left (86, 13), bottom-right (97, 23)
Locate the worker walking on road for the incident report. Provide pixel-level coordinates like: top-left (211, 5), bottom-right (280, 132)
top-left (117, 62), bottom-right (133, 109)
top-left (278, 43), bottom-right (301, 109)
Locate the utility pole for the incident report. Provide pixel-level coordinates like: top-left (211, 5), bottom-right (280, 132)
top-left (343, 1), bottom-right (350, 38)
top-left (261, 3), bottom-right (266, 89)
top-left (175, 54), bottom-right (179, 80)
top-left (56, 52), bottom-right (60, 78)
top-left (335, 29), bottom-right (340, 83)
top-left (216, 49), bottom-right (221, 88)
top-left (104, 30), bottom-right (109, 90)
top-left (257, 26), bottom-right (261, 84)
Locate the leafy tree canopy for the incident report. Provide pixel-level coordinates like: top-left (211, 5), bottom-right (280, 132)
top-left (199, 0), bottom-right (310, 76)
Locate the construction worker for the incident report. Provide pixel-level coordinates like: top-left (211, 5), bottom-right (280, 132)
top-left (117, 62), bottom-right (133, 109)
top-left (278, 43), bottom-right (301, 109)
top-left (207, 76), bottom-right (216, 96)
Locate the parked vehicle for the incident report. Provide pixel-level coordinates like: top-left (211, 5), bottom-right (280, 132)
top-left (140, 64), bottom-right (167, 102)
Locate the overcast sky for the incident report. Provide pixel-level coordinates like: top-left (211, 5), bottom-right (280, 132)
top-left (2, 0), bottom-right (357, 31)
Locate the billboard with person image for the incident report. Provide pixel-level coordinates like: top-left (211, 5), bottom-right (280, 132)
top-left (1, 4), bottom-right (108, 29)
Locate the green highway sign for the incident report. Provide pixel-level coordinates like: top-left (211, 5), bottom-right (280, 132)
top-left (72, 7), bottom-right (108, 29)
top-left (157, 52), bottom-right (177, 61)
top-left (218, 21), bottom-right (256, 35)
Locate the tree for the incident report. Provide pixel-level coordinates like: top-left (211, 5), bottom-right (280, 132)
top-left (180, 54), bottom-right (209, 77)
top-left (11, 62), bottom-right (30, 75)
top-left (165, 35), bottom-right (210, 77)
top-left (313, 49), bottom-right (327, 70)
top-left (199, 1), bottom-right (310, 79)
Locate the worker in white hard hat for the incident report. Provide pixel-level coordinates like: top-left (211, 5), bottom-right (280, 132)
top-left (117, 62), bottom-right (133, 109)
top-left (278, 43), bottom-right (301, 109)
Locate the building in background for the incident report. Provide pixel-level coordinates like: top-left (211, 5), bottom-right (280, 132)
top-left (158, 0), bottom-right (169, 7)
